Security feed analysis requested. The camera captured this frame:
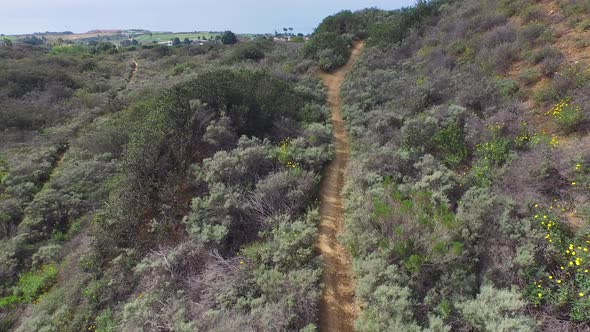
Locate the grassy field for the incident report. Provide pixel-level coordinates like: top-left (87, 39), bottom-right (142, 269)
top-left (3, 31), bottom-right (258, 44)
top-left (134, 32), bottom-right (221, 42)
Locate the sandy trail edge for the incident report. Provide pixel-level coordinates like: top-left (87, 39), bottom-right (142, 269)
top-left (317, 41), bottom-right (364, 332)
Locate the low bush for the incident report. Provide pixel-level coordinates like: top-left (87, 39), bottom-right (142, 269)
top-left (302, 32), bottom-right (351, 71)
top-left (0, 264), bottom-right (57, 307)
top-left (518, 23), bottom-right (547, 45)
top-left (368, 0), bottom-right (449, 48)
top-left (229, 41), bottom-right (271, 62)
top-left (315, 10), bottom-right (367, 38)
top-left (458, 285), bottom-right (535, 331)
top-left (547, 99), bottom-right (584, 134)
top-left (525, 205), bottom-right (590, 322)
top-left (519, 67), bottom-right (542, 85)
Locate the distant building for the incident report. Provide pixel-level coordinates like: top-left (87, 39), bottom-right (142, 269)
top-left (158, 41), bottom-right (173, 46)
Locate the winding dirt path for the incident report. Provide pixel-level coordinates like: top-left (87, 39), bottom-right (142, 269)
top-left (128, 58), bottom-right (138, 84)
top-left (317, 41), bottom-right (364, 332)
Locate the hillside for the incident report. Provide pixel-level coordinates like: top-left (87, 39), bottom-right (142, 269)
top-left (334, 0), bottom-right (590, 330)
top-left (1, 0), bottom-right (590, 331)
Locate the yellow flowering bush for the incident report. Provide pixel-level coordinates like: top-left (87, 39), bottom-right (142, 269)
top-left (514, 122), bottom-right (549, 149)
top-left (528, 206), bottom-right (590, 321)
top-left (572, 162), bottom-right (590, 190)
top-left (547, 99), bottom-right (583, 133)
top-left (277, 138), bottom-right (300, 169)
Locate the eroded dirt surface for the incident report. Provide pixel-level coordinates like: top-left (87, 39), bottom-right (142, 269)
top-left (317, 41), bottom-right (364, 332)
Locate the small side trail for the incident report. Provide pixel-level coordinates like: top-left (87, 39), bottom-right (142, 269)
top-left (128, 58), bottom-right (139, 84)
top-left (317, 41), bottom-right (364, 332)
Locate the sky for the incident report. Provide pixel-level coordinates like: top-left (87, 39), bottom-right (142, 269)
top-left (1, 0), bottom-right (416, 35)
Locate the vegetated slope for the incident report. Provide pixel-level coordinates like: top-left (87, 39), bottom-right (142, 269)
top-left (0, 42), bottom-right (130, 330)
top-left (317, 41), bottom-right (364, 332)
top-left (335, 0), bottom-right (590, 330)
top-left (0, 37), bottom-right (337, 331)
top-left (3, 0), bottom-right (590, 330)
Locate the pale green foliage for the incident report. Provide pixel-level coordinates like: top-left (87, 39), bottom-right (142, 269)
top-left (423, 315), bottom-right (452, 332)
top-left (457, 285), bottom-right (535, 331)
top-left (95, 309), bottom-right (117, 332)
top-left (456, 187), bottom-right (497, 241)
top-left (203, 114), bottom-right (238, 151)
top-left (245, 211), bottom-right (319, 272)
top-left (356, 285), bottom-right (421, 332)
top-left (31, 243), bottom-right (62, 268)
top-left (410, 154), bottom-right (458, 205)
top-left (187, 182), bottom-right (242, 243)
top-left (198, 136), bottom-right (274, 186)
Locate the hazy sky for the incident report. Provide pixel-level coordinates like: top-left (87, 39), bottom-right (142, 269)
top-left (1, 0), bottom-right (416, 35)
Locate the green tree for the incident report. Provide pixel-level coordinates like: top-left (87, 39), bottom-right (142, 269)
top-left (221, 30), bottom-right (237, 45)
top-left (183, 37), bottom-right (191, 45)
top-left (302, 32), bottom-right (351, 71)
top-left (172, 37), bottom-right (181, 46)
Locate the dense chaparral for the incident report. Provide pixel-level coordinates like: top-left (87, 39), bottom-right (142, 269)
top-left (1, 0), bottom-right (590, 331)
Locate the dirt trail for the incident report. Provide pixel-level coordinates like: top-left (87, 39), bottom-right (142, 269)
top-left (128, 58), bottom-right (138, 84)
top-left (317, 41), bottom-right (364, 332)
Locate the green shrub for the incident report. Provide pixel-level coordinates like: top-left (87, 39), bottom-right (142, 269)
top-left (476, 137), bottom-right (512, 165)
top-left (577, 18), bottom-right (590, 31)
top-left (315, 10), bottom-right (367, 38)
top-left (172, 64), bottom-right (187, 76)
top-left (1, 264), bottom-right (58, 306)
top-left (221, 30), bottom-right (238, 45)
top-left (432, 122), bottom-right (468, 167)
top-left (95, 309), bottom-right (117, 332)
top-left (302, 32), bottom-right (351, 71)
top-left (532, 81), bottom-right (560, 105)
top-left (0, 294), bottom-right (18, 308)
top-left (367, 0), bottom-right (448, 47)
top-left (471, 159), bottom-right (493, 187)
top-left (521, 5), bottom-right (544, 23)
top-left (518, 67), bottom-right (541, 85)
top-left (230, 41), bottom-right (270, 62)
top-left (50, 44), bottom-right (89, 56)
top-left (527, 206), bottom-right (590, 322)
top-left (556, 103), bottom-right (584, 133)
top-left (495, 78), bottom-right (520, 98)
top-left (355, 285), bottom-right (421, 331)
top-left (18, 264), bottom-right (57, 302)
top-left (0, 158), bottom-right (7, 184)
top-left (518, 23), bottom-right (547, 44)
top-left (529, 45), bottom-right (561, 64)
top-left (458, 285), bottom-right (535, 331)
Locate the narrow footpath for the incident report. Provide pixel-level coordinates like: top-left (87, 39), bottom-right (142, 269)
top-left (317, 41), bottom-right (364, 332)
top-left (128, 58), bottom-right (138, 84)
